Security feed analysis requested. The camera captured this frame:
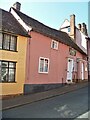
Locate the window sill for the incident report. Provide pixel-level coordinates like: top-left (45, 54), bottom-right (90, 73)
top-left (51, 47), bottom-right (58, 50)
top-left (0, 49), bottom-right (18, 52)
top-left (38, 72), bottom-right (49, 74)
top-left (0, 81), bottom-right (17, 83)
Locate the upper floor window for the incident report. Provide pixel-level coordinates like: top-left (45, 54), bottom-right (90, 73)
top-left (51, 40), bottom-right (58, 50)
top-left (0, 60), bottom-right (16, 83)
top-left (0, 33), bottom-right (17, 51)
top-left (68, 27), bottom-right (70, 32)
top-left (38, 57), bottom-right (49, 73)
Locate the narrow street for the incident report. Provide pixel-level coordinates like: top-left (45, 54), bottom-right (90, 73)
top-left (2, 86), bottom-right (88, 118)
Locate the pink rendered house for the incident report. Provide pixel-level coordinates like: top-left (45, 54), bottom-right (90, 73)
top-left (10, 2), bottom-right (88, 93)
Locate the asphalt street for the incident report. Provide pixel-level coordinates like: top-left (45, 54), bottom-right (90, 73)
top-left (2, 86), bottom-right (88, 118)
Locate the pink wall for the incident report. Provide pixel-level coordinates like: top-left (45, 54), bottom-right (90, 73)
top-left (25, 31), bottom-right (88, 84)
top-left (25, 31), bottom-right (69, 84)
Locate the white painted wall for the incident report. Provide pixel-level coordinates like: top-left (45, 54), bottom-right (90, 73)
top-left (60, 19), bottom-right (70, 29)
top-left (10, 8), bottom-right (32, 32)
top-left (76, 28), bottom-right (87, 54)
top-left (60, 20), bottom-right (87, 54)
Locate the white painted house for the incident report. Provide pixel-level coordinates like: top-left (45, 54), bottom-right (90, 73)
top-left (60, 14), bottom-right (88, 54)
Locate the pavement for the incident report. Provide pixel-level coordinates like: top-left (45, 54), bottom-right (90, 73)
top-left (1, 81), bottom-right (88, 111)
top-left (77, 111), bottom-right (89, 119)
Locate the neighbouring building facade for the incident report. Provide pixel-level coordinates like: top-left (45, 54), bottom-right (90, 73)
top-left (0, 8), bottom-right (30, 95)
top-left (10, 2), bottom-right (88, 94)
top-left (60, 14), bottom-right (88, 82)
top-left (0, 2), bottom-right (88, 95)
top-left (60, 14), bottom-right (87, 54)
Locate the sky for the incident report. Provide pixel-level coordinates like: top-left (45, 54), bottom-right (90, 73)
top-left (0, 0), bottom-right (89, 32)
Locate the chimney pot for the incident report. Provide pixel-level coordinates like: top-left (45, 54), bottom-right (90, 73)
top-left (78, 24), bottom-right (81, 30)
top-left (81, 23), bottom-right (87, 35)
top-left (13, 2), bottom-right (21, 11)
top-left (82, 23), bottom-right (86, 27)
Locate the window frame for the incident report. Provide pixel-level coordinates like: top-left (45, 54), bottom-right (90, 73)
top-left (0, 32), bottom-right (3, 49)
top-left (51, 40), bottom-right (58, 50)
top-left (0, 60), bottom-right (16, 83)
top-left (0, 33), bottom-right (17, 52)
top-left (38, 57), bottom-right (50, 74)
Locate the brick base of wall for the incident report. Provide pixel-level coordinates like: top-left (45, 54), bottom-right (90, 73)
top-left (24, 83), bottom-right (66, 94)
top-left (73, 79), bottom-right (88, 83)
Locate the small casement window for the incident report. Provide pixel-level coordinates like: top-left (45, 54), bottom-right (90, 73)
top-left (39, 57), bottom-right (49, 73)
top-left (68, 27), bottom-right (70, 32)
top-left (0, 61), bottom-right (16, 83)
top-left (0, 33), bottom-right (17, 52)
top-left (51, 40), bottom-right (58, 50)
top-left (0, 33), bottom-right (2, 49)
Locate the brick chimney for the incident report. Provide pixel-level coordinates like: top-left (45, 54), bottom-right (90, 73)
top-left (81, 23), bottom-right (88, 35)
top-left (13, 2), bottom-right (21, 11)
top-left (70, 14), bottom-right (76, 40)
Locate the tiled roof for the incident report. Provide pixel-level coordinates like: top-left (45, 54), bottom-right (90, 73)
top-left (0, 8), bottom-right (30, 37)
top-left (12, 8), bottom-right (87, 55)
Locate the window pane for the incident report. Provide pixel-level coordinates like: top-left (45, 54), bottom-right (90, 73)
top-left (52, 41), bottom-right (55, 48)
top-left (3, 34), bottom-right (10, 50)
top-left (8, 69), bottom-right (15, 82)
top-left (68, 27), bottom-right (70, 32)
top-left (40, 59), bottom-right (44, 72)
top-left (1, 61), bottom-right (8, 82)
top-left (54, 42), bottom-right (57, 48)
top-left (10, 36), bottom-right (17, 51)
top-left (0, 33), bottom-right (2, 49)
top-left (1, 68), bottom-right (8, 82)
top-left (2, 61), bottom-right (8, 68)
top-left (44, 59), bottom-right (48, 72)
top-left (9, 62), bottom-right (15, 68)
top-left (0, 61), bottom-right (1, 81)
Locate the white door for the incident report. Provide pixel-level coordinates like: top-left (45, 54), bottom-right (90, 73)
top-left (81, 63), bottom-right (84, 80)
top-left (67, 59), bottom-right (73, 82)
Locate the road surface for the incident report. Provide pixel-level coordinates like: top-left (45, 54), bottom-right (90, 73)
top-left (2, 86), bottom-right (88, 118)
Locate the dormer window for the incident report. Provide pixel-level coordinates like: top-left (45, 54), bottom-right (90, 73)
top-left (51, 40), bottom-right (58, 50)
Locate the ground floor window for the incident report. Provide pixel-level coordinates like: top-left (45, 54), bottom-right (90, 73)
top-left (38, 57), bottom-right (49, 73)
top-left (0, 60), bottom-right (16, 82)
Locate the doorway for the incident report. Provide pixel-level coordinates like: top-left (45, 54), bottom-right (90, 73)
top-left (67, 58), bottom-right (74, 83)
top-left (81, 62), bottom-right (84, 80)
